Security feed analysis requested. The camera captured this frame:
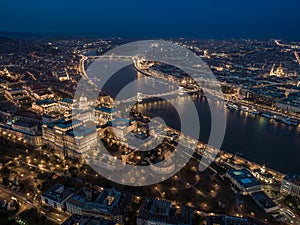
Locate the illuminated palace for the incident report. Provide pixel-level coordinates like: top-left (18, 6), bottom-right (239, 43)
top-left (42, 117), bottom-right (97, 158)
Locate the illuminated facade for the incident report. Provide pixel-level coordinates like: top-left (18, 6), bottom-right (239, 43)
top-left (66, 187), bottom-right (132, 224)
top-left (281, 174), bottom-right (300, 198)
top-left (0, 120), bottom-right (42, 146)
top-left (42, 117), bottom-right (97, 158)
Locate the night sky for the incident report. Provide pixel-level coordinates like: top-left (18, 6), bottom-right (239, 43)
top-left (1, 0), bottom-right (300, 40)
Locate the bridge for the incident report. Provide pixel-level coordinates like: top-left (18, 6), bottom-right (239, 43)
top-left (79, 54), bottom-right (201, 103)
top-left (115, 86), bottom-right (195, 104)
top-left (82, 54), bottom-right (133, 60)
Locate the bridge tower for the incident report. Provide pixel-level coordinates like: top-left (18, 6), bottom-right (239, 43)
top-left (178, 86), bottom-right (184, 96)
top-left (137, 92), bottom-right (143, 103)
top-left (285, 90), bottom-right (290, 98)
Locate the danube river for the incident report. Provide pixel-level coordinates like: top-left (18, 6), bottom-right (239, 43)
top-left (101, 65), bottom-right (300, 174)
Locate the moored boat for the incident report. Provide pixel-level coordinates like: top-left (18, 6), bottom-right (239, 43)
top-left (248, 108), bottom-right (259, 115)
top-left (226, 103), bottom-right (238, 110)
top-left (261, 113), bottom-right (274, 119)
top-left (240, 105), bottom-right (249, 112)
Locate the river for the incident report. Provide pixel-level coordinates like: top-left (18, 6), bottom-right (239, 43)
top-left (100, 64), bottom-right (300, 174)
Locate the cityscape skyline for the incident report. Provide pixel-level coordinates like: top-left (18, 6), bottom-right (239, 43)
top-left (1, 1), bottom-right (300, 224)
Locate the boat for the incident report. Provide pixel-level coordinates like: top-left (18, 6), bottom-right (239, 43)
top-left (240, 105), bottom-right (249, 112)
top-left (273, 115), bottom-right (285, 121)
top-left (282, 117), bottom-right (300, 126)
top-left (282, 118), bottom-right (292, 125)
top-left (248, 108), bottom-right (259, 115)
top-left (261, 113), bottom-right (274, 119)
top-left (226, 103), bottom-right (238, 110)
top-left (289, 118), bottom-right (300, 126)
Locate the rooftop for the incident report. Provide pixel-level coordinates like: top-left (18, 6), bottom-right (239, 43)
top-left (108, 118), bottom-right (133, 127)
top-left (251, 191), bottom-right (277, 211)
top-left (67, 126), bottom-right (95, 137)
top-left (62, 214), bottom-right (115, 225)
top-left (206, 215), bottom-right (264, 225)
top-left (283, 174), bottom-right (300, 186)
top-left (95, 106), bottom-right (117, 114)
top-left (47, 117), bottom-right (82, 130)
top-left (13, 120), bottom-right (36, 128)
top-left (60, 98), bottom-right (73, 104)
top-left (138, 198), bottom-right (193, 225)
top-left (227, 169), bottom-right (261, 189)
top-left (42, 183), bottom-right (74, 204)
top-left (67, 187), bottom-right (131, 216)
top-left (35, 98), bottom-right (57, 106)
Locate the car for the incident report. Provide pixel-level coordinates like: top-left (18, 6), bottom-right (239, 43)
top-left (287, 209), bottom-right (296, 218)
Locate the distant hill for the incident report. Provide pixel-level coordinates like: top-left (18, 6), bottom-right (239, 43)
top-left (0, 31), bottom-right (114, 40)
top-left (0, 31), bottom-right (44, 40)
top-left (0, 36), bottom-right (14, 42)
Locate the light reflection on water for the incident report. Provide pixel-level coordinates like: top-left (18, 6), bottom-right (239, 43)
top-left (102, 65), bottom-right (300, 174)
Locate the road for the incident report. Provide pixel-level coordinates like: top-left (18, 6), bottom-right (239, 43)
top-left (0, 184), bottom-right (68, 224)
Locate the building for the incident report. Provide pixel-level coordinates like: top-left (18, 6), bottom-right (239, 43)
top-left (107, 118), bottom-right (136, 140)
top-left (72, 109), bottom-right (94, 123)
top-left (32, 98), bottom-right (73, 114)
top-left (41, 183), bottom-right (74, 211)
top-left (4, 87), bottom-right (30, 103)
top-left (66, 187), bottom-right (132, 224)
top-left (42, 117), bottom-right (97, 158)
top-left (206, 215), bottom-right (265, 225)
top-left (252, 166), bottom-right (274, 184)
top-left (276, 99), bottom-right (300, 113)
top-left (281, 174), bottom-right (300, 198)
top-left (226, 169), bottom-right (262, 195)
top-left (32, 99), bottom-right (58, 114)
top-left (31, 88), bottom-right (55, 100)
top-left (94, 106), bottom-right (117, 125)
top-left (62, 214), bottom-right (116, 225)
top-left (150, 158), bottom-right (175, 175)
top-left (137, 198), bottom-right (193, 225)
top-left (269, 64), bottom-right (287, 77)
top-left (251, 191), bottom-right (279, 213)
top-left (0, 120), bottom-right (42, 146)
top-left (58, 98), bottom-right (73, 111)
top-left (11, 120), bottom-right (39, 135)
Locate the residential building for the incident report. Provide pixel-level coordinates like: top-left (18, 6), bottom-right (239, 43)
top-left (0, 120), bottom-right (42, 146)
top-left (137, 198), bottom-right (193, 225)
top-left (66, 187), bottom-right (132, 224)
top-left (281, 174), bottom-right (300, 198)
top-left (62, 214), bottom-right (116, 225)
top-left (206, 215), bottom-right (265, 225)
top-left (41, 183), bottom-right (74, 211)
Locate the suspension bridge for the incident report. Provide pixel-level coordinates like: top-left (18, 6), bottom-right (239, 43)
top-left (116, 86), bottom-right (192, 104)
top-left (80, 55), bottom-right (201, 103)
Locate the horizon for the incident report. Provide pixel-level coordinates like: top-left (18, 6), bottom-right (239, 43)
top-left (0, 31), bottom-right (300, 42)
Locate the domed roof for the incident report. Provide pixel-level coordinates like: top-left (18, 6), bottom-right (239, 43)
top-left (79, 94), bottom-right (87, 102)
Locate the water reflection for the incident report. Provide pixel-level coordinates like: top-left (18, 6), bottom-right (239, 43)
top-left (102, 65), bottom-right (300, 174)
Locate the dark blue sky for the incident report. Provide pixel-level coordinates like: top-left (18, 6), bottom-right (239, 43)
top-left (1, 0), bottom-right (300, 40)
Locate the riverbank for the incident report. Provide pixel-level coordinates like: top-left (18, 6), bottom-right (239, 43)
top-left (134, 60), bottom-right (300, 126)
top-left (83, 55), bottom-right (298, 177)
